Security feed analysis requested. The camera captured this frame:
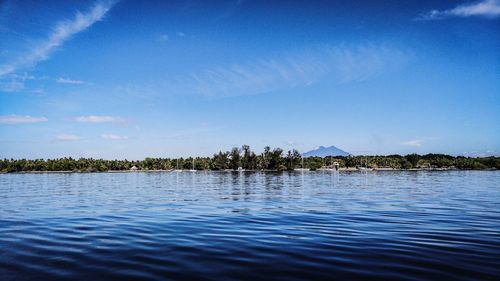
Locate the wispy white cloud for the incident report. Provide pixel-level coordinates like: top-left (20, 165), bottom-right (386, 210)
top-left (0, 73), bottom-right (39, 92)
top-left (0, 115), bottom-right (48, 124)
top-left (177, 32), bottom-right (185, 37)
top-left (159, 34), bottom-right (169, 42)
top-left (56, 77), bottom-right (84, 84)
top-left (462, 150), bottom-right (499, 157)
top-left (401, 140), bottom-right (423, 147)
top-left (284, 140), bottom-right (305, 148)
top-left (31, 88), bottom-right (46, 94)
top-left (417, 0), bottom-right (500, 20)
top-left (0, 0), bottom-right (117, 77)
top-left (153, 43), bottom-right (410, 98)
top-left (0, 77), bottom-right (26, 92)
top-left (101, 133), bottom-right (128, 140)
top-left (75, 115), bottom-right (124, 123)
top-left (55, 134), bottom-right (82, 141)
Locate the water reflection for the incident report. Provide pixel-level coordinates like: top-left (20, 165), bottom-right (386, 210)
top-left (0, 171), bottom-right (499, 281)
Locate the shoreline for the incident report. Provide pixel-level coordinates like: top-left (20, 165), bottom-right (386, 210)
top-left (1, 168), bottom-right (496, 174)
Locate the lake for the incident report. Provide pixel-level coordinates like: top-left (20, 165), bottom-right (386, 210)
top-left (0, 171), bottom-right (499, 281)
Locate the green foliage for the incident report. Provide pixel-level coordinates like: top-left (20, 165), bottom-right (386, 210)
top-left (268, 148), bottom-right (283, 170)
top-left (285, 149), bottom-right (302, 170)
top-left (212, 151), bottom-right (229, 170)
top-left (229, 147), bottom-right (241, 170)
top-left (306, 157), bottom-right (324, 170)
top-left (241, 145), bottom-right (257, 170)
top-left (398, 158), bottom-right (412, 169)
top-left (0, 147), bottom-right (497, 173)
top-left (405, 154), bottom-right (420, 168)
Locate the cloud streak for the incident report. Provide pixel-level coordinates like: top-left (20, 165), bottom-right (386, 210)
top-left (0, 115), bottom-right (48, 124)
top-left (55, 134), bottom-right (82, 141)
top-left (57, 77), bottom-right (84, 84)
top-left (101, 134), bottom-right (128, 140)
top-left (153, 43), bottom-right (411, 98)
top-left (0, 0), bottom-right (117, 77)
top-left (417, 0), bottom-right (500, 20)
top-left (401, 140), bottom-right (423, 147)
top-left (158, 34), bottom-right (169, 42)
top-left (75, 115), bottom-right (124, 123)
top-left (0, 73), bottom-right (41, 92)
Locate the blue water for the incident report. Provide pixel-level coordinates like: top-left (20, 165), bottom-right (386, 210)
top-left (0, 171), bottom-right (499, 281)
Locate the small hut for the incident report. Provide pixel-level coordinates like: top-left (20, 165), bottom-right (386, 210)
top-left (333, 162), bottom-right (340, 171)
top-left (130, 165), bottom-right (139, 171)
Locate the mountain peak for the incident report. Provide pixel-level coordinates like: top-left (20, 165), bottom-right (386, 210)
top-left (303, 145), bottom-right (350, 157)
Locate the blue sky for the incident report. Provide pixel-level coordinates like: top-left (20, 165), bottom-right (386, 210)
top-left (0, 0), bottom-right (499, 159)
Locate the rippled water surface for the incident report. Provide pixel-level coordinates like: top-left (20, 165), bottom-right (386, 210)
top-left (1, 171), bottom-right (499, 281)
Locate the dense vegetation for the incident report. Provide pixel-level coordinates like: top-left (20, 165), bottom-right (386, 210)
top-left (1, 145), bottom-right (498, 172)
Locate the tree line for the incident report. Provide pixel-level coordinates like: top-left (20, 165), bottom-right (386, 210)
top-left (0, 145), bottom-right (498, 172)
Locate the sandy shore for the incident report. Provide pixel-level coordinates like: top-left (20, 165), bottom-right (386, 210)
top-left (0, 167), bottom-right (474, 174)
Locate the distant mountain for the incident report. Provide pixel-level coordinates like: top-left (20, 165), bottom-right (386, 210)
top-left (303, 145), bottom-right (351, 157)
